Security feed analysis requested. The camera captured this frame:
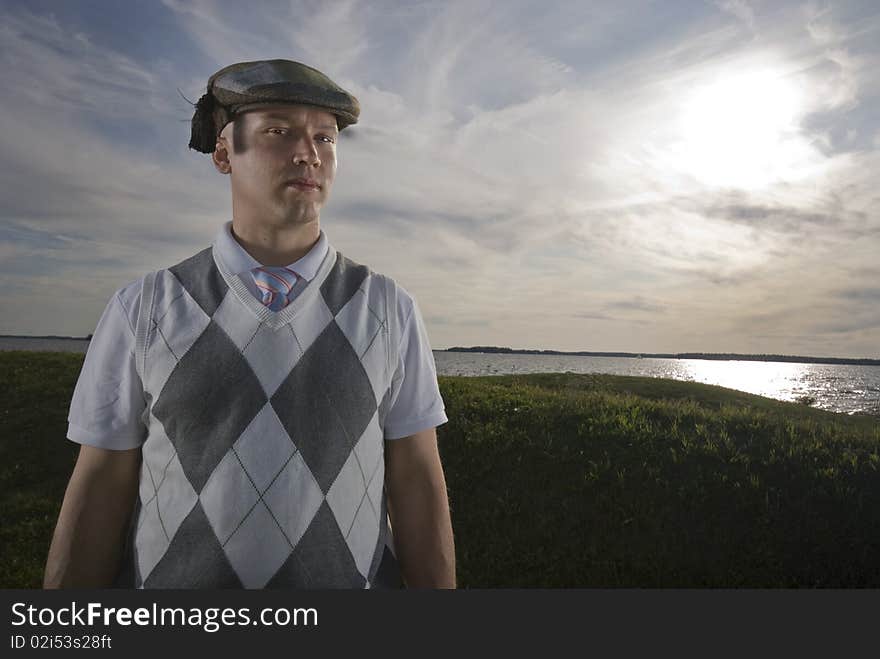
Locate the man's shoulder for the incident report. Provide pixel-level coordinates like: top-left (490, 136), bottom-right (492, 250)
top-left (108, 255), bottom-right (199, 324)
top-left (80, 274), bottom-right (149, 348)
top-left (333, 252), bottom-right (417, 311)
top-left (110, 274), bottom-right (149, 332)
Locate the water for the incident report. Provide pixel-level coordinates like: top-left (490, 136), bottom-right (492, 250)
top-left (4, 337), bottom-right (877, 417)
top-left (0, 337), bottom-right (90, 353)
top-left (433, 351), bottom-right (880, 417)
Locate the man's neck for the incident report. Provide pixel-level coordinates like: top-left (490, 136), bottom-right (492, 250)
top-left (231, 218), bottom-right (321, 267)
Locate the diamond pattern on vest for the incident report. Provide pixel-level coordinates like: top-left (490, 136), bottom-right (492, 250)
top-left (361, 414), bottom-right (386, 513)
top-left (138, 416), bottom-right (176, 506)
top-left (132, 249), bottom-right (398, 588)
top-left (143, 502), bottom-right (243, 588)
top-left (222, 501), bottom-right (295, 588)
top-left (148, 452), bottom-right (198, 544)
top-left (325, 451), bottom-right (369, 543)
top-left (320, 254), bottom-right (369, 315)
top-left (356, 411), bottom-right (384, 500)
top-left (152, 320), bottom-right (268, 493)
top-left (134, 496), bottom-right (170, 583)
top-left (325, 410), bottom-right (385, 554)
top-left (261, 449), bottom-right (325, 549)
top-left (145, 270), bottom-right (213, 399)
top-left (346, 484), bottom-right (382, 577)
top-left (168, 247), bottom-right (228, 317)
top-left (211, 290), bottom-right (263, 352)
top-left (242, 322), bottom-right (302, 398)
top-left (134, 417), bottom-right (199, 580)
top-left (287, 294), bottom-right (335, 354)
top-left (266, 502), bottom-right (366, 589)
top-left (231, 403), bottom-right (295, 494)
top-left (270, 320), bottom-right (377, 493)
top-left (334, 286), bottom-right (389, 402)
top-left (199, 449), bottom-right (261, 544)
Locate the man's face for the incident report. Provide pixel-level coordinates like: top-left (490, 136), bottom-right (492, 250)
top-left (215, 104), bottom-right (339, 225)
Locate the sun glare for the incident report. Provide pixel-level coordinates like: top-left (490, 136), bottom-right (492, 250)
top-left (668, 69), bottom-right (816, 189)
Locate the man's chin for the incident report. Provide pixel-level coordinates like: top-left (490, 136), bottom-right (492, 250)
top-left (277, 205), bottom-right (322, 225)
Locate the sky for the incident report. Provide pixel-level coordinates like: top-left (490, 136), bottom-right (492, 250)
top-left (1, 0), bottom-right (878, 358)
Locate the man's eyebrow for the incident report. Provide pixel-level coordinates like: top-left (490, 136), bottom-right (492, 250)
top-left (255, 114), bottom-right (338, 131)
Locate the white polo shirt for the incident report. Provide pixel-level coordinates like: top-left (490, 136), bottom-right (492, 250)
top-left (67, 222), bottom-right (448, 448)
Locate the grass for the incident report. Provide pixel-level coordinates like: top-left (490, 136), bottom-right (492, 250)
top-left (439, 373), bottom-right (880, 587)
top-left (1, 352), bottom-right (83, 589)
top-left (2, 352), bottom-right (879, 587)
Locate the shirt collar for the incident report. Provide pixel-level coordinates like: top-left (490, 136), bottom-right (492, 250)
top-left (213, 220), bottom-right (329, 282)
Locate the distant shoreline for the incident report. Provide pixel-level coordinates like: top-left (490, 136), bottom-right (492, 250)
top-left (3, 336), bottom-right (877, 367)
top-left (0, 334), bottom-right (91, 341)
top-left (443, 346), bottom-right (880, 367)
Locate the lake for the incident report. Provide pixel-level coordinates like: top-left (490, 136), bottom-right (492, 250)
top-left (0, 337), bottom-right (91, 353)
top-left (3, 337), bottom-right (877, 417)
top-left (433, 351), bottom-right (880, 417)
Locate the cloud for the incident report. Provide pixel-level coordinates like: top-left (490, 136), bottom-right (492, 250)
top-left (699, 199), bottom-right (840, 233)
top-left (0, 6), bottom-right (233, 329)
top-left (811, 315), bottom-right (880, 335)
top-left (716, 0), bottom-right (756, 33)
top-left (607, 297), bottom-right (666, 314)
top-left (286, 0), bottom-right (369, 75)
top-left (837, 287), bottom-right (880, 302)
top-left (0, 0), bottom-right (878, 358)
top-left (0, 11), bottom-right (169, 121)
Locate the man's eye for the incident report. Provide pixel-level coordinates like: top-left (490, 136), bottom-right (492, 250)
top-left (267, 128), bottom-right (287, 135)
top-left (317, 135), bottom-right (335, 144)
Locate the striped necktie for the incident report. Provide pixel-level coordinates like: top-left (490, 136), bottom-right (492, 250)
top-left (250, 266), bottom-right (299, 311)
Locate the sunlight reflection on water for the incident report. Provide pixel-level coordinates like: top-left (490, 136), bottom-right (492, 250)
top-left (433, 352), bottom-right (880, 417)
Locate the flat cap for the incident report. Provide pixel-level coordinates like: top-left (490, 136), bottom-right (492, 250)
top-left (189, 59), bottom-right (360, 153)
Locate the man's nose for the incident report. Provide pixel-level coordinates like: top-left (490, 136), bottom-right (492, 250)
top-left (292, 135), bottom-right (320, 166)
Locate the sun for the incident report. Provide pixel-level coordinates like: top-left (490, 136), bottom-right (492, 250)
top-left (667, 68), bottom-right (816, 189)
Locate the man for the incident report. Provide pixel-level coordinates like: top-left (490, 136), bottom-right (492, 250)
top-left (44, 60), bottom-right (455, 589)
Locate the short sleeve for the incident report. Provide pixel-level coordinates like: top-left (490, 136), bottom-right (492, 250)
top-left (67, 281), bottom-right (147, 450)
top-left (383, 289), bottom-right (448, 440)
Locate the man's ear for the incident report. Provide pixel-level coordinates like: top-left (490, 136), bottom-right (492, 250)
top-left (212, 135), bottom-right (231, 175)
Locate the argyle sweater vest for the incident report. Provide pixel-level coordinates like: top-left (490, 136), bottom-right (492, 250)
top-left (116, 242), bottom-right (402, 588)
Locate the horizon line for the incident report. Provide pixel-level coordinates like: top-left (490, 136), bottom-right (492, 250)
top-left (2, 335), bottom-right (877, 365)
top-left (438, 346), bottom-right (880, 365)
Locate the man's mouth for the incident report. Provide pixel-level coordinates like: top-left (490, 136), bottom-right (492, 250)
top-left (287, 178), bottom-right (321, 190)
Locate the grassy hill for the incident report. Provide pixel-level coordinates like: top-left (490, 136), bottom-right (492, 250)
top-left (2, 352), bottom-right (878, 587)
top-left (439, 373), bottom-right (880, 586)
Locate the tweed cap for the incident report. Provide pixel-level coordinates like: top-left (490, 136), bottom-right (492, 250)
top-left (189, 59), bottom-right (360, 153)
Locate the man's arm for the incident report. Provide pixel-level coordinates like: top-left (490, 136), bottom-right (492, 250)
top-left (384, 427), bottom-right (455, 588)
top-left (44, 444), bottom-right (141, 588)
